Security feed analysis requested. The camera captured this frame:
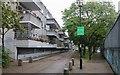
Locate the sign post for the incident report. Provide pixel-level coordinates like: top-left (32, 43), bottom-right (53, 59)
top-left (77, 25), bottom-right (84, 69)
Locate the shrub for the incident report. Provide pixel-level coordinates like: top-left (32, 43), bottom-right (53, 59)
top-left (2, 50), bottom-right (10, 68)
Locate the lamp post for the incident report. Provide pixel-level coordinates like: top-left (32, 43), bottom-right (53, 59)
top-left (76, 0), bottom-right (83, 69)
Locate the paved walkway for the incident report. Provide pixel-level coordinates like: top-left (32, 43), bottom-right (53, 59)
top-left (70, 52), bottom-right (114, 74)
top-left (2, 51), bottom-right (74, 73)
top-left (2, 51), bottom-right (114, 74)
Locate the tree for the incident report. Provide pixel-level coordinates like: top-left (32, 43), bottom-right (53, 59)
top-left (1, 1), bottom-right (24, 67)
top-left (62, 1), bottom-right (117, 59)
top-left (1, 1), bottom-right (24, 51)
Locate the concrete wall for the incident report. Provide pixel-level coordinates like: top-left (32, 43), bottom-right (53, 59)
top-left (104, 18), bottom-right (119, 48)
top-left (15, 40), bottom-right (57, 48)
top-left (104, 14), bottom-right (120, 75)
top-left (1, 29), bottom-right (17, 59)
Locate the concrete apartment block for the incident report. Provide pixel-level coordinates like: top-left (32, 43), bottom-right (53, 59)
top-left (1, 0), bottom-right (72, 60)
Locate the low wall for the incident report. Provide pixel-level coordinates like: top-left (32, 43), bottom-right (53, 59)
top-left (104, 48), bottom-right (120, 75)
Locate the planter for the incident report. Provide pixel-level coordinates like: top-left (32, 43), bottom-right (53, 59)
top-left (29, 57), bottom-right (33, 63)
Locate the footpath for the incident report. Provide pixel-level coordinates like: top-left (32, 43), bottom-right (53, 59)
top-left (2, 51), bottom-right (73, 73)
top-left (2, 51), bottom-right (114, 75)
top-left (69, 52), bottom-right (114, 74)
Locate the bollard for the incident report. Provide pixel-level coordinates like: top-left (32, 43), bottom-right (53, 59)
top-left (29, 57), bottom-right (33, 63)
top-left (72, 58), bottom-right (74, 66)
top-left (64, 68), bottom-right (69, 75)
top-left (18, 59), bottom-right (22, 66)
top-left (69, 61), bottom-right (72, 71)
top-left (80, 58), bottom-right (82, 69)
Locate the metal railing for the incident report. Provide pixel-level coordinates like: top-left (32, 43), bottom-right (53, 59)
top-left (21, 12), bottom-right (41, 28)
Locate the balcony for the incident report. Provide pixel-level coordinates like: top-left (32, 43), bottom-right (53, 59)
top-left (47, 31), bottom-right (59, 38)
top-left (15, 39), bottom-right (57, 48)
top-left (58, 31), bottom-right (64, 35)
top-left (58, 38), bottom-right (64, 42)
top-left (58, 32), bottom-right (64, 41)
top-left (14, 31), bottom-right (58, 48)
top-left (16, 39), bottom-right (54, 48)
top-left (15, 30), bottom-right (29, 40)
top-left (15, 31), bottom-right (49, 43)
top-left (47, 18), bottom-right (60, 29)
top-left (47, 30), bottom-right (64, 41)
top-left (18, 0), bottom-right (41, 10)
top-left (20, 13), bottom-right (41, 28)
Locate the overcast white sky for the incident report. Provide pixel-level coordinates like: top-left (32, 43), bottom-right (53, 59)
top-left (41, 0), bottom-right (120, 28)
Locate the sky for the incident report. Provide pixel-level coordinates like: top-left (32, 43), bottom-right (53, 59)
top-left (41, 0), bottom-right (75, 28)
top-left (41, 0), bottom-right (120, 28)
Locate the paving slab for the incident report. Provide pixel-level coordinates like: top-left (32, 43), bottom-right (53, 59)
top-left (70, 53), bottom-right (114, 74)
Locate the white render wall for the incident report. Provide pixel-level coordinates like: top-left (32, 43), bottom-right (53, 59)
top-left (3, 29), bottom-right (17, 59)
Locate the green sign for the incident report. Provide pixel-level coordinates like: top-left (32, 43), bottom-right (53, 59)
top-left (77, 26), bottom-right (84, 35)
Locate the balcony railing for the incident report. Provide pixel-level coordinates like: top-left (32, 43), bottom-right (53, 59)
top-left (47, 19), bottom-right (56, 25)
top-left (58, 38), bottom-right (64, 41)
top-left (49, 39), bottom-right (56, 44)
top-left (47, 18), bottom-right (60, 29)
top-left (15, 31), bottom-right (49, 43)
top-left (15, 31), bottom-right (29, 40)
top-left (18, 0), bottom-right (40, 10)
top-left (58, 31), bottom-right (64, 34)
top-left (20, 12), bottom-right (41, 28)
top-left (47, 30), bottom-right (59, 38)
top-left (47, 30), bottom-right (65, 41)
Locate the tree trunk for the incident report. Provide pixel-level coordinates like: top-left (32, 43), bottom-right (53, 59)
top-left (93, 46), bottom-right (96, 53)
top-left (88, 46), bottom-right (92, 60)
top-left (78, 43), bottom-right (80, 56)
top-left (83, 45), bottom-right (86, 56)
top-left (2, 26), bottom-right (5, 52)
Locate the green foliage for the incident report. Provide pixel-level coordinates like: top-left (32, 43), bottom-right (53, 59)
top-left (72, 51), bottom-right (80, 59)
top-left (72, 51), bottom-right (89, 63)
top-left (82, 49), bottom-right (89, 59)
top-left (1, 2), bottom-right (24, 31)
top-left (1, 1), bottom-right (24, 67)
top-left (2, 50), bottom-right (10, 68)
top-left (62, 1), bottom-right (117, 47)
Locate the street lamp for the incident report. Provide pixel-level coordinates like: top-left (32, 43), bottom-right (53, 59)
top-left (76, 0), bottom-right (83, 69)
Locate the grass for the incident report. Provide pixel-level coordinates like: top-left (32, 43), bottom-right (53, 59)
top-left (72, 51), bottom-right (90, 63)
top-left (71, 51), bottom-right (80, 59)
top-left (82, 49), bottom-right (89, 59)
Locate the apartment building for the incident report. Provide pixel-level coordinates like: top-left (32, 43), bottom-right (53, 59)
top-left (1, 0), bottom-right (71, 60)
